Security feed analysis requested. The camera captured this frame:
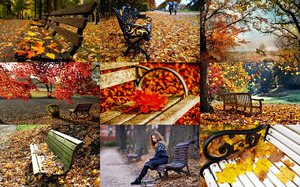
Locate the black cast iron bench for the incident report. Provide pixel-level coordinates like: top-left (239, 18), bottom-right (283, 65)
top-left (68, 103), bottom-right (93, 117)
top-left (200, 125), bottom-right (300, 186)
top-left (30, 130), bottom-right (83, 185)
top-left (127, 147), bottom-right (144, 162)
top-left (0, 2), bottom-right (98, 62)
top-left (100, 63), bottom-right (200, 125)
top-left (156, 140), bottom-right (196, 179)
top-left (112, 3), bottom-right (152, 62)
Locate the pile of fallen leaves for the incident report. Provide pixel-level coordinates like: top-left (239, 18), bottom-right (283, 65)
top-left (0, 124), bottom-right (99, 186)
top-left (99, 12), bottom-right (199, 62)
top-left (201, 101), bottom-right (300, 125)
top-left (100, 63), bottom-right (200, 124)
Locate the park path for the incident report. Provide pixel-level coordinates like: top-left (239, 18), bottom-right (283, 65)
top-left (0, 125), bottom-right (17, 150)
top-left (101, 148), bottom-right (142, 187)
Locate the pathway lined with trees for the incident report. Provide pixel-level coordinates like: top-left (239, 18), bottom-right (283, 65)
top-left (100, 148), bottom-right (140, 187)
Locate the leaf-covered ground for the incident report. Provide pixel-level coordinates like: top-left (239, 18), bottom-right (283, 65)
top-left (0, 96), bottom-right (100, 125)
top-left (0, 124), bottom-right (99, 186)
top-left (99, 12), bottom-right (200, 62)
top-left (201, 101), bottom-right (300, 125)
top-left (128, 149), bottom-right (200, 186)
top-left (100, 63), bottom-right (200, 125)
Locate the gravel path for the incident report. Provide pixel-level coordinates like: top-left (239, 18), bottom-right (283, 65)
top-left (101, 148), bottom-right (142, 187)
top-left (0, 97), bottom-right (99, 124)
top-left (0, 125), bottom-right (17, 150)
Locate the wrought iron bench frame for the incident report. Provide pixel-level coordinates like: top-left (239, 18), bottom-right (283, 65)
top-left (112, 3), bottom-right (152, 62)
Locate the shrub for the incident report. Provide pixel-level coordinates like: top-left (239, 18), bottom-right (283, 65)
top-left (141, 3), bottom-right (149, 12)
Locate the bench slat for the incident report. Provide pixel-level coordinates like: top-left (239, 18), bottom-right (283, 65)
top-left (209, 163), bottom-right (231, 187)
top-left (272, 159), bottom-right (300, 185)
top-left (122, 95), bottom-right (182, 125)
top-left (287, 125), bottom-right (300, 134)
top-left (268, 126), bottom-right (300, 155)
top-left (46, 21), bottom-right (83, 47)
top-left (48, 17), bottom-right (88, 29)
top-left (203, 169), bottom-right (218, 187)
top-left (49, 130), bottom-right (83, 145)
top-left (30, 144), bottom-right (41, 174)
top-left (100, 101), bottom-right (135, 124)
top-left (46, 138), bottom-right (73, 171)
top-left (102, 95), bottom-right (182, 125)
top-left (100, 68), bottom-right (138, 89)
top-left (147, 95), bottom-right (200, 125)
top-left (100, 62), bottom-right (139, 71)
top-left (48, 2), bottom-right (98, 16)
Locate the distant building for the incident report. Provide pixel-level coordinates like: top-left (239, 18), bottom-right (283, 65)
top-left (100, 125), bottom-right (117, 142)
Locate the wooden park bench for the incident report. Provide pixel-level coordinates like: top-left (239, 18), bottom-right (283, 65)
top-left (127, 147), bottom-right (144, 162)
top-left (100, 63), bottom-right (200, 125)
top-left (222, 91), bottom-right (264, 115)
top-left (0, 2), bottom-right (98, 62)
top-left (30, 130), bottom-right (83, 185)
top-left (156, 140), bottom-right (196, 179)
top-left (68, 103), bottom-right (93, 117)
top-left (200, 125), bottom-right (300, 186)
top-left (112, 3), bottom-right (152, 62)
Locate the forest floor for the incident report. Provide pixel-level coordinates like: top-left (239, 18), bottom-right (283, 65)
top-left (0, 124), bottom-right (100, 186)
top-left (100, 148), bottom-right (141, 187)
top-left (0, 125), bottom-right (17, 150)
top-left (0, 96), bottom-right (100, 125)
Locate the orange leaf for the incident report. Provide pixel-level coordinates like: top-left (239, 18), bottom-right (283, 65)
top-left (26, 51), bottom-right (35, 58)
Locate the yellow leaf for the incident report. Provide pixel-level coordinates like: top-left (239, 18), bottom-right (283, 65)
top-left (92, 169), bottom-right (97, 175)
top-left (44, 36), bottom-right (52, 40)
top-left (46, 53), bottom-right (55, 59)
top-left (28, 31), bottom-right (36, 36)
top-left (59, 179), bottom-right (64, 184)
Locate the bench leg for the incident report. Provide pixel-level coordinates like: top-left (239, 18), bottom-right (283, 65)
top-left (124, 38), bottom-right (149, 62)
top-left (157, 171), bottom-right (162, 179)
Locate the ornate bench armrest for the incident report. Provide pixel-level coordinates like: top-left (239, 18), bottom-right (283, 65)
top-left (132, 67), bottom-right (189, 97)
top-left (200, 125), bottom-right (267, 177)
top-left (125, 23), bottom-right (151, 36)
top-left (252, 98), bottom-right (264, 101)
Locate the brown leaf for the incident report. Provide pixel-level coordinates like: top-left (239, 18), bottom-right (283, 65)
top-left (269, 150), bottom-right (285, 162)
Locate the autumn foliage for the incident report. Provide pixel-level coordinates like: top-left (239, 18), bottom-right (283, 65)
top-left (0, 62), bottom-right (99, 104)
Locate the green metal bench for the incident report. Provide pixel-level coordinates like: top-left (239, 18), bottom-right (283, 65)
top-left (30, 130), bottom-right (83, 185)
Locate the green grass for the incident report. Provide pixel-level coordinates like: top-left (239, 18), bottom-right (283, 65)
top-left (253, 89), bottom-right (300, 104)
top-left (16, 125), bottom-right (38, 131)
top-left (178, 10), bottom-right (200, 13)
top-left (30, 88), bottom-right (98, 98)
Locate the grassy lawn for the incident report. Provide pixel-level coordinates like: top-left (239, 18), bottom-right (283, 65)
top-left (253, 89), bottom-right (300, 104)
top-left (30, 88), bottom-right (98, 98)
top-left (16, 125), bottom-right (38, 131)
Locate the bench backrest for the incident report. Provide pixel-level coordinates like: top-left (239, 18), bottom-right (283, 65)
top-left (136, 147), bottom-right (144, 156)
top-left (74, 103), bottom-right (93, 111)
top-left (265, 125), bottom-right (300, 166)
top-left (45, 2), bottom-right (98, 56)
top-left (171, 140), bottom-right (196, 166)
top-left (100, 62), bottom-right (144, 89)
top-left (46, 130), bottom-right (83, 173)
top-left (222, 91), bottom-right (251, 105)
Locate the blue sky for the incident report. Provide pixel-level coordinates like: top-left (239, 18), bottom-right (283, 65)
top-left (155, 0), bottom-right (191, 7)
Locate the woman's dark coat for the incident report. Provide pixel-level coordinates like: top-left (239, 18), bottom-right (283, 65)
top-left (145, 141), bottom-right (168, 169)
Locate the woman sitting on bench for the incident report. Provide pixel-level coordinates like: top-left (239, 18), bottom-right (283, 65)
top-left (131, 131), bottom-right (168, 185)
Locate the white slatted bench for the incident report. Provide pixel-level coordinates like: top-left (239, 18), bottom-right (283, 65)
top-left (30, 130), bottom-right (83, 185)
top-left (100, 63), bottom-right (200, 125)
top-left (200, 125), bottom-right (300, 187)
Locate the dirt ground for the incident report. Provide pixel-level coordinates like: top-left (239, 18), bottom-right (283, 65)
top-left (100, 148), bottom-right (142, 187)
top-left (0, 96), bottom-right (99, 124)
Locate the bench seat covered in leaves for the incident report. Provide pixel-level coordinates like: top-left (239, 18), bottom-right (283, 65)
top-left (200, 125), bottom-right (300, 186)
top-left (156, 140), bottom-right (196, 179)
top-left (30, 130), bottom-right (83, 184)
top-left (100, 63), bottom-right (200, 125)
top-left (0, 2), bottom-right (98, 62)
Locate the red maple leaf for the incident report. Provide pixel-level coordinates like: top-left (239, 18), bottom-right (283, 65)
top-left (125, 89), bottom-right (168, 114)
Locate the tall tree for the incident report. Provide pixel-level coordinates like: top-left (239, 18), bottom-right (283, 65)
top-left (135, 125), bottom-right (148, 154)
top-left (116, 125), bottom-right (127, 150)
top-left (200, 0), bottom-right (262, 113)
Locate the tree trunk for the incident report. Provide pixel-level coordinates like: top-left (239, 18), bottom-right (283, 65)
top-left (135, 126), bottom-right (148, 154)
top-left (200, 0), bottom-right (214, 113)
top-left (167, 125), bottom-right (200, 162)
top-left (116, 126), bottom-right (127, 150)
